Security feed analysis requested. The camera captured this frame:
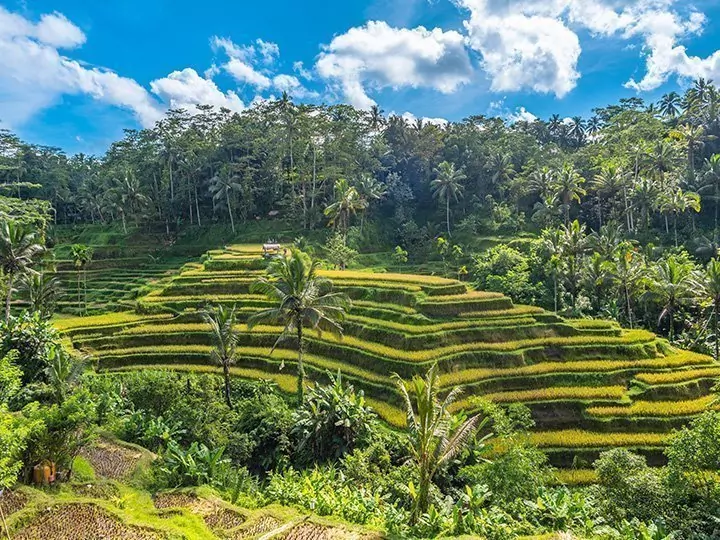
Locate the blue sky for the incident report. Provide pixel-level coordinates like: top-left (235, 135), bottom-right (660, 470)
top-left (2, 0), bottom-right (720, 155)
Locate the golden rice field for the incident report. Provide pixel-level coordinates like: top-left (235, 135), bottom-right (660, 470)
top-left (59, 244), bottom-right (720, 468)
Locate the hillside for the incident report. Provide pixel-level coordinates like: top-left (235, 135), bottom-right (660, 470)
top-left (58, 245), bottom-right (717, 468)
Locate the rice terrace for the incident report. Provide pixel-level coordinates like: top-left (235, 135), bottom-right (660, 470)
top-left (5, 2), bottom-right (720, 536)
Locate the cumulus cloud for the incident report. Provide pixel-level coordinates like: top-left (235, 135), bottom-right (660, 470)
top-left (0, 7), bottom-right (250, 129)
top-left (455, 0), bottom-right (720, 96)
top-left (507, 106), bottom-right (537, 123)
top-left (400, 111), bottom-right (449, 127)
top-left (0, 6), bottom-right (162, 127)
top-left (315, 21), bottom-right (473, 109)
top-left (150, 68), bottom-right (245, 113)
top-left (211, 35), bottom-right (314, 98)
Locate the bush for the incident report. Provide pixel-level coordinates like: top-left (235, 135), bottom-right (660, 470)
top-left (593, 448), bottom-right (668, 522)
top-left (292, 373), bottom-right (377, 463)
top-left (473, 244), bottom-right (543, 305)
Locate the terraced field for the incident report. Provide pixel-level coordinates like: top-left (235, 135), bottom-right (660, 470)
top-left (60, 245), bottom-right (719, 467)
top-left (53, 255), bottom-right (189, 315)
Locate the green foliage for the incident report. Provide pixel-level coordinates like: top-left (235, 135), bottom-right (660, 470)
top-left (292, 372), bottom-right (376, 463)
top-left (0, 310), bottom-right (58, 384)
top-left (324, 233), bottom-right (357, 270)
top-left (0, 405), bottom-right (38, 488)
top-left (473, 244), bottom-right (543, 304)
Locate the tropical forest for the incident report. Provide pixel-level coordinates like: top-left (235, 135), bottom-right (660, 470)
top-left (3, 80), bottom-right (720, 539)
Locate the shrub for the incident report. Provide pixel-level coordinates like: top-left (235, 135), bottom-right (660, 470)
top-left (593, 448), bottom-right (668, 522)
top-left (292, 372), bottom-right (377, 463)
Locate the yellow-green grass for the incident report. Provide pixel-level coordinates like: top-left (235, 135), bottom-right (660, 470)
top-left (460, 305), bottom-right (544, 318)
top-left (353, 300), bottom-right (419, 315)
top-left (451, 386), bottom-right (627, 411)
top-left (98, 323), bottom-right (659, 364)
top-left (346, 314), bottom-right (539, 334)
top-left (97, 342), bottom-right (396, 386)
top-left (635, 365), bottom-right (720, 385)
top-left (437, 352), bottom-right (714, 387)
top-left (53, 312), bottom-right (171, 331)
top-left (365, 397), bottom-right (406, 427)
top-left (225, 244), bottom-right (266, 253)
top-left (318, 270), bottom-right (461, 286)
top-left (570, 319), bottom-right (619, 330)
top-left (530, 430), bottom-right (668, 449)
top-left (586, 395), bottom-right (717, 418)
top-left (140, 293), bottom-right (270, 303)
top-left (421, 290), bottom-right (505, 303)
top-left (552, 469), bottom-right (598, 486)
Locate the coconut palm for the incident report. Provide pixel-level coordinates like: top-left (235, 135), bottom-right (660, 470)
top-left (658, 92), bottom-right (682, 118)
top-left (0, 221), bottom-right (44, 321)
top-left (431, 161), bottom-right (466, 237)
top-left (632, 177), bottom-right (659, 231)
top-left (209, 168), bottom-right (242, 234)
top-left (70, 244), bottom-right (93, 314)
top-left (541, 227), bottom-right (564, 312)
top-left (608, 247), bottom-right (645, 329)
top-left (592, 166), bottom-right (626, 227)
top-left (694, 259), bottom-right (720, 361)
top-left (568, 116), bottom-right (586, 147)
top-left (355, 175), bottom-right (387, 232)
top-left (393, 364), bottom-right (489, 522)
top-left (324, 178), bottom-right (364, 238)
top-left (486, 153), bottom-right (514, 194)
top-left (647, 257), bottom-right (696, 340)
top-left (552, 164), bottom-right (586, 225)
top-left (22, 272), bottom-right (61, 319)
top-left (250, 251), bottom-right (350, 403)
top-left (658, 188), bottom-right (701, 247)
top-left (202, 304), bottom-right (241, 409)
top-left (700, 154), bottom-right (720, 240)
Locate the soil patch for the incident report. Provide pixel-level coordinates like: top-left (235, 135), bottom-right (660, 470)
top-left (80, 441), bottom-right (145, 480)
top-left (0, 490), bottom-right (28, 517)
top-left (13, 503), bottom-right (164, 540)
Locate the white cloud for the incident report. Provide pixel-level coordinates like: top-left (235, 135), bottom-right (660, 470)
top-left (457, 0), bottom-right (581, 96)
top-left (150, 68), bottom-right (245, 114)
top-left (0, 6), bottom-right (162, 127)
top-left (455, 0), bottom-right (720, 95)
top-left (507, 106), bottom-right (537, 123)
top-left (400, 111), bottom-right (449, 127)
top-left (315, 21), bottom-right (473, 109)
top-left (212, 35), bottom-right (313, 98)
top-left (226, 58), bottom-right (273, 89)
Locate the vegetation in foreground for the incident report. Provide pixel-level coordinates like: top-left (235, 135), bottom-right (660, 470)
top-left (2, 81), bottom-right (720, 538)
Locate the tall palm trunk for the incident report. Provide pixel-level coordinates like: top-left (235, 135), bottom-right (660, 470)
top-left (4, 274), bottom-right (13, 322)
top-left (296, 322), bottom-right (305, 404)
top-left (625, 285), bottom-right (633, 329)
top-left (222, 360), bottom-right (232, 409)
top-left (226, 192), bottom-right (235, 234)
top-left (446, 197), bottom-right (451, 238)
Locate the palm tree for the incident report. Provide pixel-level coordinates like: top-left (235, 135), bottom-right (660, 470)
top-left (671, 123), bottom-right (712, 176)
top-left (70, 244), bottom-right (93, 314)
top-left (586, 116), bottom-right (602, 137)
top-left (658, 188), bottom-right (701, 247)
top-left (367, 105), bottom-right (385, 131)
top-left (552, 164), bottom-right (586, 225)
top-left (648, 257), bottom-right (696, 340)
top-left (209, 168), bottom-right (242, 234)
top-left (393, 364), bottom-right (488, 521)
top-left (486, 153), bottom-right (514, 195)
top-left (324, 178), bottom-right (363, 238)
top-left (608, 247), bottom-right (645, 329)
top-left (355, 175), bottom-right (387, 232)
top-left (202, 304), bottom-right (241, 408)
top-left (568, 116), bottom-right (586, 147)
top-left (431, 161), bottom-right (466, 237)
top-left (22, 272), bottom-right (61, 319)
top-left (592, 166), bottom-right (626, 227)
top-left (541, 227), bottom-right (564, 312)
top-left (694, 259), bottom-right (720, 361)
top-left (560, 220), bottom-right (590, 309)
top-left (630, 176), bottom-right (657, 231)
top-left (0, 221), bottom-right (44, 321)
top-left (250, 251), bottom-right (350, 403)
top-left (659, 92), bottom-right (681, 118)
top-left (700, 154), bottom-right (720, 241)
